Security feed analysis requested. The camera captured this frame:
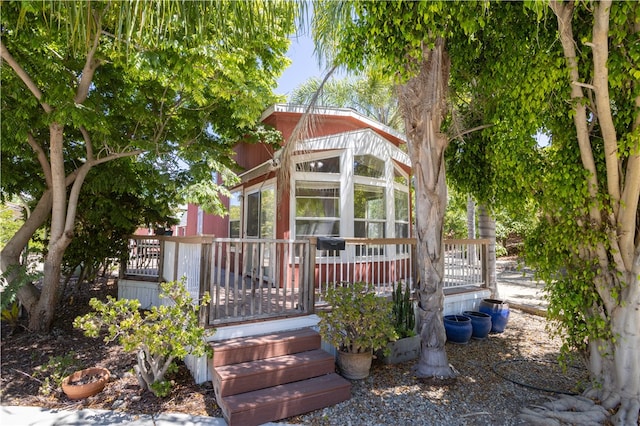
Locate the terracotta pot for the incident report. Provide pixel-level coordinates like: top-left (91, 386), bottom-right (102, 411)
top-left (336, 350), bottom-right (373, 380)
top-left (61, 367), bottom-right (110, 400)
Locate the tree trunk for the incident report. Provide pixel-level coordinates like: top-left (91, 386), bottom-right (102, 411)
top-left (582, 272), bottom-right (640, 425)
top-left (466, 195), bottom-right (475, 239)
top-left (28, 248), bottom-right (66, 331)
top-left (477, 204), bottom-right (498, 298)
top-left (397, 39), bottom-right (454, 379)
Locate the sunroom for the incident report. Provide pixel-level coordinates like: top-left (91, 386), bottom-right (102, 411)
top-left (228, 111), bottom-right (413, 292)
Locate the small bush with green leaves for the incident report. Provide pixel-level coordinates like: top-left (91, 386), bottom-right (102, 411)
top-left (74, 279), bottom-right (212, 397)
top-left (319, 282), bottom-right (397, 354)
top-left (34, 352), bottom-right (81, 396)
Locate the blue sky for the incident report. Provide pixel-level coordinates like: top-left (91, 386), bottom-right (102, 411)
top-left (275, 33), bottom-right (324, 98)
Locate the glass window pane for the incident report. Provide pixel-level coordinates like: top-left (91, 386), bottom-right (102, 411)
top-left (230, 221), bottom-right (240, 238)
top-left (296, 156), bottom-right (340, 173)
top-left (354, 184), bottom-right (385, 220)
top-left (354, 155), bottom-right (385, 178)
top-left (395, 223), bottom-right (409, 238)
top-left (295, 181), bottom-right (340, 238)
top-left (296, 185), bottom-right (339, 197)
top-left (394, 168), bottom-right (408, 185)
top-left (260, 188), bottom-right (274, 238)
top-left (246, 192), bottom-right (260, 237)
top-left (295, 220), bottom-right (339, 237)
top-left (296, 198), bottom-right (339, 218)
top-left (367, 222), bottom-right (385, 239)
top-left (229, 192), bottom-right (241, 220)
top-left (394, 189), bottom-right (409, 222)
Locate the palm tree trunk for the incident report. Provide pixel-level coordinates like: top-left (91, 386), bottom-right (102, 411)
top-left (398, 39), bottom-right (455, 379)
top-left (478, 204), bottom-right (498, 298)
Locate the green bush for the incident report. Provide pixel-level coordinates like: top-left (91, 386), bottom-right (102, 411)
top-left (34, 352), bottom-right (81, 397)
top-left (319, 282), bottom-right (397, 354)
top-left (74, 279), bottom-right (212, 397)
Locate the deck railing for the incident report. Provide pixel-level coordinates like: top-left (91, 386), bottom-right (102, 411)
top-left (121, 236), bottom-right (490, 325)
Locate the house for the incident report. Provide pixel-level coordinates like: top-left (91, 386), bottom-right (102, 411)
top-left (119, 104), bottom-right (491, 425)
top-left (183, 104), bottom-right (413, 248)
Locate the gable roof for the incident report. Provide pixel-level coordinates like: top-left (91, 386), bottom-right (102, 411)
top-left (237, 127), bottom-right (410, 184)
top-left (260, 104), bottom-right (406, 148)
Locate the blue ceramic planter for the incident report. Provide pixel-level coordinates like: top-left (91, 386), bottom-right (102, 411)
top-left (463, 310), bottom-right (492, 339)
top-left (479, 299), bottom-right (510, 333)
top-left (443, 315), bottom-right (473, 344)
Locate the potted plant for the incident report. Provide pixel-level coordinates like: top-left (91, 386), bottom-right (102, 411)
top-left (378, 282), bottom-right (420, 364)
top-left (318, 282), bottom-right (397, 380)
top-left (61, 367), bottom-right (110, 400)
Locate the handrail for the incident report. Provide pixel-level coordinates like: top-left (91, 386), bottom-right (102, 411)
top-left (121, 235), bottom-right (490, 325)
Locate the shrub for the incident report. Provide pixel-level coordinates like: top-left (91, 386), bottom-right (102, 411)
top-left (318, 282), bottom-right (397, 354)
top-left (74, 279), bottom-right (212, 397)
top-left (34, 352), bottom-right (81, 397)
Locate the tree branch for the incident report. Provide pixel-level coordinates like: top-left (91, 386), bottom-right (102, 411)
top-left (62, 149), bottom-right (143, 237)
top-left (79, 126), bottom-right (95, 161)
top-left (572, 81), bottom-right (596, 91)
top-left (74, 11), bottom-right (103, 104)
top-left (0, 42), bottom-right (53, 113)
top-left (591, 0), bottom-right (620, 214)
top-left (448, 124), bottom-right (494, 143)
top-left (618, 89), bottom-right (640, 270)
top-left (27, 132), bottom-right (52, 188)
top-left (550, 1), bottom-right (602, 224)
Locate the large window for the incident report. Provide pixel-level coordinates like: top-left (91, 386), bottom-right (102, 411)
top-left (228, 191), bottom-right (241, 238)
top-left (354, 184), bottom-right (386, 255)
top-left (295, 182), bottom-right (340, 238)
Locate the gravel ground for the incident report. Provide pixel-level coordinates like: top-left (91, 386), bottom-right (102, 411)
top-left (1, 277), bottom-right (591, 425)
top-left (290, 309), bottom-right (589, 426)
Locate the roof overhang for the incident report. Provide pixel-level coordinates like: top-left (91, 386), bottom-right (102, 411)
top-left (260, 104), bottom-right (406, 145)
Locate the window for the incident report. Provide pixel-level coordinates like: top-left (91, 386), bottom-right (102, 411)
top-left (394, 168), bottom-right (408, 186)
top-left (395, 189), bottom-right (410, 253)
top-left (197, 207), bottom-right (203, 235)
top-left (354, 184), bottom-right (385, 255)
top-left (295, 182), bottom-right (340, 238)
top-left (354, 155), bottom-right (385, 178)
top-left (246, 187), bottom-right (274, 238)
top-left (228, 191), bottom-right (241, 238)
top-left (296, 156), bottom-right (340, 173)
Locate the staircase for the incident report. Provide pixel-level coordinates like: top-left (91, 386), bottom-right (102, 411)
top-left (211, 328), bottom-right (351, 426)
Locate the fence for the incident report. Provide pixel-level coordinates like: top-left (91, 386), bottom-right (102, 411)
top-left (122, 236), bottom-right (489, 325)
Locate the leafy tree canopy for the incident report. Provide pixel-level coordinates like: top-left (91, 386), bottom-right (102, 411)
top-left (0, 0), bottom-right (298, 331)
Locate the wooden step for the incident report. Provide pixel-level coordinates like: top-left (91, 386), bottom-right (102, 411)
top-left (219, 373), bottom-right (351, 426)
top-left (213, 349), bottom-right (335, 397)
top-left (211, 328), bottom-right (320, 367)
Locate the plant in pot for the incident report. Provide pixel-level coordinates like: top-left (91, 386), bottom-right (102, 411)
top-left (377, 282), bottom-right (420, 364)
top-left (318, 282), bottom-right (397, 380)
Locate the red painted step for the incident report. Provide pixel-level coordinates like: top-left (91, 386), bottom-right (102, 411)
top-left (213, 349), bottom-right (335, 397)
top-left (211, 328), bottom-right (320, 367)
top-left (219, 373), bottom-right (351, 426)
